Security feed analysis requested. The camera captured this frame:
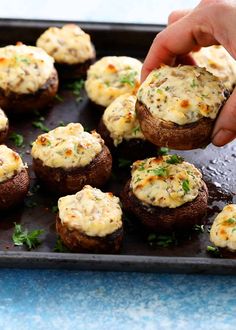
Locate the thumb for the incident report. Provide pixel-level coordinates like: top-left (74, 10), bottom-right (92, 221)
top-left (212, 89), bottom-right (236, 146)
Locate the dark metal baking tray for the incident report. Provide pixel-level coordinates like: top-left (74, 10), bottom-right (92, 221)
top-left (0, 19), bottom-right (235, 274)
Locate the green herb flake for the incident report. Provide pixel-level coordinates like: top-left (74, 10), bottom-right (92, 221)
top-left (119, 71), bottom-right (137, 87)
top-left (51, 205), bottom-right (59, 213)
top-left (24, 200), bottom-right (37, 208)
top-left (164, 86), bottom-right (170, 91)
top-left (156, 88), bottom-right (163, 94)
top-left (182, 179), bottom-right (190, 193)
top-left (158, 147), bottom-right (170, 156)
top-left (66, 79), bottom-right (85, 102)
top-left (232, 228), bottom-right (236, 233)
top-left (206, 245), bottom-right (221, 257)
top-left (9, 132), bottom-right (24, 147)
top-left (148, 233), bottom-right (177, 247)
top-left (166, 154), bottom-right (184, 164)
top-left (193, 224), bottom-right (205, 233)
top-left (190, 79), bottom-right (198, 88)
top-left (225, 218), bottom-right (236, 224)
top-left (132, 126), bottom-right (141, 135)
top-left (59, 121), bottom-right (66, 127)
top-left (12, 223), bottom-right (44, 250)
top-left (118, 158), bottom-right (132, 168)
top-left (149, 167), bottom-right (168, 177)
top-left (55, 94), bottom-right (64, 102)
top-left (32, 121), bottom-right (49, 133)
top-left (53, 237), bottom-right (69, 253)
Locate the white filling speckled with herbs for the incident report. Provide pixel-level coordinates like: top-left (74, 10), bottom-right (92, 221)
top-left (85, 56), bottom-right (142, 107)
top-left (0, 44), bottom-right (54, 94)
top-left (58, 185), bottom-right (123, 237)
top-left (130, 155), bottom-right (203, 208)
top-left (192, 45), bottom-right (236, 90)
top-left (137, 65), bottom-right (226, 125)
top-left (31, 123), bottom-right (103, 169)
top-left (103, 93), bottom-right (145, 146)
top-left (210, 204), bottom-right (236, 251)
top-left (0, 145), bottom-right (25, 183)
top-left (36, 24), bottom-right (95, 65)
top-left (0, 109), bottom-right (8, 131)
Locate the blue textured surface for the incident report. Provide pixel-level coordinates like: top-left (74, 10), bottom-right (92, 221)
top-left (0, 269), bottom-right (236, 330)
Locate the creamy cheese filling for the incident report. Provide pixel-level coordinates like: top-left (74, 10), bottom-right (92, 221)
top-left (192, 46), bottom-right (236, 90)
top-left (31, 123), bottom-right (103, 169)
top-left (103, 93), bottom-right (145, 146)
top-left (85, 56), bottom-right (142, 107)
top-left (0, 44), bottom-right (54, 94)
top-left (130, 155), bottom-right (203, 208)
top-left (58, 185), bottom-right (123, 237)
top-left (36, 24), bottom-right (95, 65)
top-left (0, 109), bottom-right (8, 131)
top-left (210, 204), bottom-right (236, 251)
top-left (0, 145), bottom-right (25, 183)
top-left (137, 65), bottom-right (226, 125)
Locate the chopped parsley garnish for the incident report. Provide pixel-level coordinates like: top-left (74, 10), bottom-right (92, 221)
top-left (66, 79), bottom-right (85, 102)
top-left (59, 121), bottom-right (66, 127)
top-left (225, 218), bottom-right (236, 224)
top-left (149, 167), bottom-right (168, 177)
top-left (31, 184), bottom-right (40, 193)
top-left (206, 245), bottom-right (221, 257)
top-left (156, 88), bottom-right (163, 94)
top-left (166, 154), bottom-right (184, 164)
top-left (51, 205), bottom-right (59, 213)
top-left (148, 233), bottom-right (177, 247)
top-left (12, 223), bottom-right (44, 250)
top-left (190, 79), bottom-right (198, 88)
top-left (164, 86), bottom-right (170, 91)
top-left (119, 71), bottom-right (137, 87)
top-left (158, 147), bottom-right (170, 156)
top-left (118, 158), bottom-right (132, 168)
top-left (32, 121), bottom-right (49, 132)
top-left (55, 94), bottom-right (64, 102)
top-left (9, 132), bottom-right (24, 147)
top-left (137, 162), bottom-right (146, 171)
top-left (193, 224), bottom-right (205, 233)
top-left (132, 126), bottom-right (141, 135)
top-left (53, 237), bottom-right (69, 252)
top-left (182, 179), bottom-right (190, 193)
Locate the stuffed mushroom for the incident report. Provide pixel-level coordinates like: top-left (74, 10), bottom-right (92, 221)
top-left (56, 185), bottom-right (123, 253)
top-left (97, 93), bottom-right (157, 160)
top-left (31, 123), bottom-right (112, 195)
top-left (121, 154), bottom-right (208, 233)
top-left (136, 65), bottom-right (228, 150)
top-left (36, 24), bottom-right (95, 79)
top-left (0, 145), bottom-right (29, 210)
top-left (0, 43), bottom-right (58, 114)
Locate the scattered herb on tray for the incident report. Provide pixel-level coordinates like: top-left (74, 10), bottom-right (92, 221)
top-left (51, 205), bottom-right (58, 213)
top-left (32, 121), bottom-right (49, 132)
top-left (66, 79), bottom-right (85, 102)
top-left (9, 132), bottom-right (24, 147)
top-left (24, 199), bottom-right (37, 208)
top-left (166, 154), bottom-right (184, 164)
top-left (206, 245), bottom-right (221, 257)
top-left (12, 223), bottom-right (44, 250)
top-left (158, 147), bottom-right (170, 156)
top-left (118, 158), bottom-right (132, 168)
top-left (147, 233), bottom-right (177, 248)
top-left (193, 224), bottom-right (205, 233)
top-left (53, 237), bottom-right (69, 253)
top-left (31, 184), bottom-right (40, 194)
top-left (54, 93), bottom-right (64, 102)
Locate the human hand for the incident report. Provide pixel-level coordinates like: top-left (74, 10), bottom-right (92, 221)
top-left (141, 0), bottom-right (236, 147)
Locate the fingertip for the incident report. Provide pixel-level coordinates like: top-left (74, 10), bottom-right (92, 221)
top-left (212, 129), bottom-right (236, 147)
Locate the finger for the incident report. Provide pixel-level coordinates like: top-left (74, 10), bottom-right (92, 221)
top-left (212, 89), bottom-right (236, 146)
top-left (141, 12), bottom-right (218, 81)
top-left (168, 9), bottom-right (191, 25)
top-left (175, 54), bottom-right (196, 66)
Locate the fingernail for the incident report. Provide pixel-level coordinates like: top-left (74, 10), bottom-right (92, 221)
top-left (212, 129), bottom-right (236, 146)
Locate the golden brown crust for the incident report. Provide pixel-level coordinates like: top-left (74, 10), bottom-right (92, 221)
top-left (136, 100), bottom-right (215, 150)
top-left (32, 145), bottom-right (112, 195)
top-left (121, 179), bottom-right (208, 233)
top-left (97, 118), bottom-right (157, 160)
top-left (56, 214), bottom-right (123, 253)
top-left (0, 168), bottom-right (30, 211)
top-left (0, 124), bottom-right (9, 143)
top-left (56, 56), bottom-right (95, 80)
top-left (0, 68), bottom-right (59, 115)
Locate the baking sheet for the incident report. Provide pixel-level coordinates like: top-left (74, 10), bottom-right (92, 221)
top-left (0, 19), bottom-right (235, 273)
